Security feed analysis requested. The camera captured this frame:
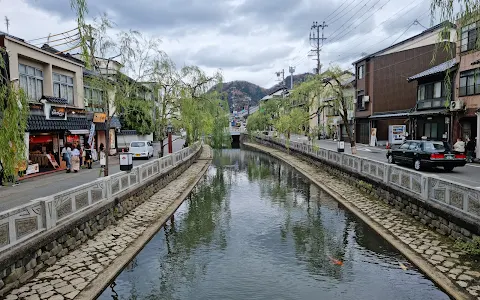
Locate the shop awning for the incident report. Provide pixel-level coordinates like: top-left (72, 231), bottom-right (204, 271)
top-left (369, 112), bottom-right (409, 119)
top-left (68, 129), bottom-right (90, 135)
top-left (409, 108), bottom-right (449, 116)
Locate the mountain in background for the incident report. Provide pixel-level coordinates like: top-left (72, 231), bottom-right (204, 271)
top-left (212, 73), bottom-right (313, 111)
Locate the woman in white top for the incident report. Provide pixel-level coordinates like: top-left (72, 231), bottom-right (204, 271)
top-left (71, 144), bottom-right (81, 172)
top-left (453, 138), bottom-right (465, 153)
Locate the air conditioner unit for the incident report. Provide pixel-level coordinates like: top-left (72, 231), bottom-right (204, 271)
top-left (363, 96), bottom-right (370, 103)
top-left (450, 100), bottom-right (464, 111)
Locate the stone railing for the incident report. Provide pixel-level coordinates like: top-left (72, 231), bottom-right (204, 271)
top-left (251, 134), bottom-right (480, 230)
top-left (0, 142), bottom-right (201, 253)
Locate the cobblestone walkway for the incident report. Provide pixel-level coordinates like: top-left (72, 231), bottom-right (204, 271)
top-left (4, 146), bottom-right (211, 300)
top-left (247, 143), bottom-right (480, 300)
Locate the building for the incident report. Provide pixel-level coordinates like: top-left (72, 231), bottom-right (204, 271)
top-left (308, 73), bottom-right (355, 140)
top-left (353, 22), bottom-right (457, 145)
top-left (407, 58), bottom-right (457, 142)
top-left (453, 17), bottom-right (480, 158)
top-left (0, 32), bottom-right (88, 173)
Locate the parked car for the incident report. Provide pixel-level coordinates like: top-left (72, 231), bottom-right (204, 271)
top-left (386, 140), bottom-right (466, 172)
top-left (129, 141), bottom-right (154, 159)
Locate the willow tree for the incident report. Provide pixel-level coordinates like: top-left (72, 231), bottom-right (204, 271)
top-left (177, 66), bottom-right (224, 145)
top-left (0, 50), bottom-right (29, 184)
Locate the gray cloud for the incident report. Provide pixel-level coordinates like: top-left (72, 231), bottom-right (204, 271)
top-left (25, 0), bottom-right (235, 33)
top-left (21, 0), bottom-right (435, 84)
top-left (191, 44), bottom-right (295, 69)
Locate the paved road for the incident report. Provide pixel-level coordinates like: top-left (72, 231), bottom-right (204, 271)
top-left (0, 138), bottom-right (185, 212)
top-left (289, 134), bottom-right (480, 188)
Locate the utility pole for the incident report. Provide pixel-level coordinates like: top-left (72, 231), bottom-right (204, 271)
top-left (289, 66), bottom-right (295, 90)
top-left (309, 21), bottom-right (327, 74)
top-left (4, 16), bottom-right (10, 34)
top-left (276, 69), bottom-right (285, 98)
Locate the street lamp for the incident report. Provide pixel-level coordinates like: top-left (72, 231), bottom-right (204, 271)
top-left (167, 122), bottom-right (173, 154)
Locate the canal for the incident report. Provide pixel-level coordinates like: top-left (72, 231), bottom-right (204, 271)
top-left (99, 149), bottom-right (449, 300)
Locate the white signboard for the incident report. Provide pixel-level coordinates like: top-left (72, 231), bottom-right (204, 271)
top-left (88, 123), bottom-right (96, 147)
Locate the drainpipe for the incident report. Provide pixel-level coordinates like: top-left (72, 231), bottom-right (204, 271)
top-left (476, 109), bottom-right (480, 160)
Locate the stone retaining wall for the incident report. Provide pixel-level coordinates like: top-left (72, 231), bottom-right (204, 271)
top-left (246, 135), bottom-right (480, 242)
top-left (0, 148), bottom-right (202, 296)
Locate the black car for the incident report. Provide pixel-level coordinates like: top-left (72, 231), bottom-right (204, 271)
top-left (386, 140), bottom-right (467, 172)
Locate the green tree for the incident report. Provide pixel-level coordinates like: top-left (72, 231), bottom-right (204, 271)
top-left (0, 51), bottom-right (29, 183)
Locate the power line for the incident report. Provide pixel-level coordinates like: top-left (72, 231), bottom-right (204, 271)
top-left (324, 0), bottom-right (350, 22)
top-left (33, 32), bottom-right (80, 46)
top-left (328, 0), bottom-right (374, 27)
top-left (329, 0), bottom-right (394, 44)
top-left (325, 0), bottom-right (361, 25)
top-left (27, 28), bottom-right (79, 42)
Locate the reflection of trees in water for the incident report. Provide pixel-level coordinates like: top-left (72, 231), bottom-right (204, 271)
top-left (138, 163), bottom-right (231, 299)
top-left (246, 153), bottom-right (351, 282)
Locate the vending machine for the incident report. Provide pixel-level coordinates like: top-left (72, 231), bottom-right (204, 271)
top-left (388, 125), bottom-right (406, 145)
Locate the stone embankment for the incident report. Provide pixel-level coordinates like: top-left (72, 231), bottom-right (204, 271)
top-left (245, 142), bottom-right (480, 300)
top-left (2, 146), bottom-right (212, 300)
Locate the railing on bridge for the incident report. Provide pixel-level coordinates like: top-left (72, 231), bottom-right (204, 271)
top-left (252, 134), bottom-right (480, 225)
top-left (0, 142), bottom-right (202, 253)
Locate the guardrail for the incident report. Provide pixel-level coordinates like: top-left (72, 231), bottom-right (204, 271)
top-left (0, 142), bottom-right (202, 253)
top-left (252, 134), bottom-right (480, 224)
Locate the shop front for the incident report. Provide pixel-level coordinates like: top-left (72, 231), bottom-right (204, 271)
top-left (26, 102), bottom-right (90, 176)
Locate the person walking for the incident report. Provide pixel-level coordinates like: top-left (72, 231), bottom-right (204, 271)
top-left (453, 138), bottom-right (466, 154)
top-left (466, 138), bottom-right (476, 163)
top-left (84, 144), bottom-right (93, 169)
top-left (62, 143), bottom-right (72, 173)
top-left (99, 143), bottom-right (106, 168)
top-left (71, 144), bottom-right (81, 173)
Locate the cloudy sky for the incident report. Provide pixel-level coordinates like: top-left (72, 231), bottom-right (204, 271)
top-left (1, 0), bottom-right (450, 88)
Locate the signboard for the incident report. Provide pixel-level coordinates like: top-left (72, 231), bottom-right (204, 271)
top-left (88, 123), bottom-right (96, 147)
top-left (49, 106), bottom-right (66, 119)
top-left (93, 113), bottom-right (107, 123)
top-left (369, 128), bottom-right (377, 147)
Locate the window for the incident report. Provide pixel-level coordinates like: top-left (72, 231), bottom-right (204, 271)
top-left (18, 63), bottom-right (43, 101)
top-left (424, 142), bottom-right (446, 152)
top-left (424, 123), bottom-right (438, 139)
top-left (130, 142), bottom-right (146, 147)
top-left (461, 21), bottom-right (479, 52)
top-left (53, 72), bottom-right (74, 104)
top-left (417, 81), bottom-right (445, 101)
top-left (400, 142), bottom-right (410, 150)
top-left (357, 65), bottom-right (364, 79)
top-left (356, 90), bottom-right (365, 110)
top-left (409, 142), bottom-right (420, 150)
top-left (84, 86), bottom-right (105, 112)
top-left (459, 68), bottom-right (480, 96)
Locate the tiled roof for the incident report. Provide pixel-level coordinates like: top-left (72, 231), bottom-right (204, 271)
top-left (407, 58), bottom-right (457, 82)
top-left (27, 115), bottom-right (90, 132)
top-left (40, 44), bottom-right (85, 65)
top-left (41, 95), bottom-right (69, 105)
top-left (95, 117), bottom-right (122, 130)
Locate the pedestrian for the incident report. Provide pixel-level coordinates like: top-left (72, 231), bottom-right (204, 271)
top-left (84, 144), bottom-right (93, 169)
top-left (453, 138), bottom-right (466, 154)
top-left (80, 144), bottom-right (84, 168)
top-left (62, 143), bottom-right (72, 173)
top-left (99, 143), bottom-right (106, 168)
top-left (466, 138), bottom-right (476, 162)
top-left (71, 144), bottom-right (81, 173)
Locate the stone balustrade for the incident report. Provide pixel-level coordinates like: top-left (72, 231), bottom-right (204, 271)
top-left (0, 142), bottom-right (201, 254)
top-left (251, 134), bottom-right (480, 237)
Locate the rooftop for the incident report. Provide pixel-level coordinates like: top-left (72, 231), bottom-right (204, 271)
top-left (352, 21), bottom-right (455, 65)
top-left (407, 58), bottom-right (457, 82)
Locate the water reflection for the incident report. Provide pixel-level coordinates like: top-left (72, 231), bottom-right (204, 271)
top-left (101, 149), bottom-right (448, 300)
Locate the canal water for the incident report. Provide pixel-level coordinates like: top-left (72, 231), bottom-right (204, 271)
top-left (99, 149), bottom-right (449, 300)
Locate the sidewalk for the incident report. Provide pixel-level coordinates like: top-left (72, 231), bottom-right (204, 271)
top-left (0, 139), bottom-right (185, 212)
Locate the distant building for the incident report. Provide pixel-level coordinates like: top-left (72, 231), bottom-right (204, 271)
top-left (353, 22), bottom-right (456, 145)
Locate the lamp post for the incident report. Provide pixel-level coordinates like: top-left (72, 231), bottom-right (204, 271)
top-left (167, 122), bottom-right (173, 154)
